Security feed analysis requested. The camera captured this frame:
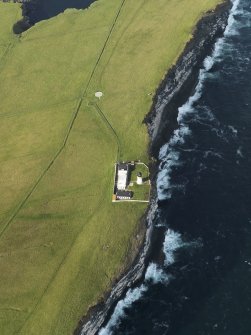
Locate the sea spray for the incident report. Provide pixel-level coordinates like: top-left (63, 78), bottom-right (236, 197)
top-left (145, 263), bottom-right (172, 285)
top-left (225, 0), bottom-right (241, 36)
top-left (163, 230), bottom-right (184, 266)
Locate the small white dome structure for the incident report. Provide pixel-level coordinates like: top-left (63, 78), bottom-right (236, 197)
top-left (95, 91), bottom-right (103, 99)
top-left (137, 172), bottom-right (143, 185)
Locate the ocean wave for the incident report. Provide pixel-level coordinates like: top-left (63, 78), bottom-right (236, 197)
top-left (99, 228), bottom-right (203, 334)
top-left (145, 262), bottom-right (172, 285)
top-left (157, 150), bottom-right (181, 200)
top-left (99, 232), bottom-right (182, 334)
top-left (158, 40), bottom-right (220, 201)
top-left (157, 0), bottom-right (241, 201)
top-left (237, 146), bottom-right (244, 158)
top-left (99, 262), bottom-right (171, 334)
top-left (224, 0), bottom-right (242, 36)
top-left (228, 125), bottom-right (238, 136)
top-left (163, 229), bottom-right (184, 266)
top-left (163, 230), bottom-right (204, 267)
top-left (99, 284), bottom-right (148, 335)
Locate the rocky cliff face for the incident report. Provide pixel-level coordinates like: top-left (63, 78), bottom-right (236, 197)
top-left (146, 0), bottom-right (232, 157)
top-left (77, 2), bottom-right (232, 335)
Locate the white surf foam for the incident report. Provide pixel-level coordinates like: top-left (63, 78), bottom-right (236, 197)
top-left (157, 85), bottom-right (202, 200)
top-left (157, 150), bottom-right (181, 200)
top-left (157, 39), bottom-right (220, 201)
top-left (145, 262), bottom-right (171, 285)
top-left (99, 227), bottom-right (203, 334)
top-left (225, 0), bottom-right (241, 36)
top-left (237, 146), bottom-right (244, 158)
top-left (99, 261), bottom-right (171, 335)
top-left (157, 0), bottom-right (240, 201)
top-left (163, 229), bottom-right (184, 266)
top-left (99, 284), bottom-right (148, 335)
top-left (163, 229), bottom-right (203, 267)
top-left (228, 125), bottom-right (238, 136)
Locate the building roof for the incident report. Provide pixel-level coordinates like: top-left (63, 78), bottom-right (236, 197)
top-left (117, 169), bottom-right (128, 190)
top-left (117, 162), bottom-right (131, 190)
top-left (116, 190), bottom-right (133, 198)
top-left (118, 163), bottom-right (128, 170)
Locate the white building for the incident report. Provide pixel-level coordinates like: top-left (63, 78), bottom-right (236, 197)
top-left (137, 172), bottom-right (143, 185)
top-left (117, 163), bottom-right (129, 190)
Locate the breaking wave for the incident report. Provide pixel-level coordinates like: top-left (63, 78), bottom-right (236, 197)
top-left (99, 284), bottom-right (148, 335)
top-left (225, 0), bottom-right (241, 36)
top-left (163, 230), bottom-right (184, 266)
top-left (99, 264), bottom-right (170, 334)
top-left (99, 227), bottom-right (199, 334)
top-left (145, 262), bottom-right (172, 285)
top-left (163, 229), bottom-right (203, 267)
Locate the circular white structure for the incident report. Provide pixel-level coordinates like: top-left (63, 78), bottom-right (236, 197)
top-left (95, 91), bottom-right (103, 99)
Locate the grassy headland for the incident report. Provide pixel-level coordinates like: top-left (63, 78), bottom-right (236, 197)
top-left (0, 0), bottom-right (221, 334)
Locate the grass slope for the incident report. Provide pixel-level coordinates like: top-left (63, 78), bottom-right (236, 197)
top-left (0, 0), bottom-right (221, 334)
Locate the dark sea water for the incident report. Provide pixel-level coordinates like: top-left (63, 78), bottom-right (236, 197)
top-left (99, 0), bottom-right (251, 334)
top-left (24, 0), bottom-right (96, 25)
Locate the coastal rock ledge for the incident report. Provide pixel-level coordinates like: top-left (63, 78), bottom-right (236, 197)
top-left (77, 1), bottom-right (232, 335)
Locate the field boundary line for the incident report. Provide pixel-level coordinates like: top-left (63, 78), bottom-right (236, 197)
top-left (92, 103), bottom-right (121, 160)
top-left (0, 42), bottom-right (14, 73)
top-left (81, 0), bottom-right (126, 97)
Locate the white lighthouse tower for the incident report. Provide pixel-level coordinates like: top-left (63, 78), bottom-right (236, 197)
top-left (137, 172), bottom-right (143, 185)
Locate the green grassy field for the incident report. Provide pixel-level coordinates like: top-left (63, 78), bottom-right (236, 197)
top-left (0, 0), bottom-right (221, 334)
top-left (128, 163), bottom-right (150, 201)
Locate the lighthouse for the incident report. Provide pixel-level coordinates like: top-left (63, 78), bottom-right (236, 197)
top-left (137, 172), bottom-right (143, 185)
